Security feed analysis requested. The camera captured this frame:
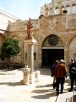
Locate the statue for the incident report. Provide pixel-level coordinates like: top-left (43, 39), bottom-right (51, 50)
top-left (26, 18), bottom-right (33, 39)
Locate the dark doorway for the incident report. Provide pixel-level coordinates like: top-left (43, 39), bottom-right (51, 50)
top-left (42, 49), bottom-right (64, 67)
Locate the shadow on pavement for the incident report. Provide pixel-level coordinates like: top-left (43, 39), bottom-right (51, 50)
top-left (31, 87), bottom-right (57, 98)
top-left (0, 81), bottom-right (22, 86)
top-left (36, 84), bottom-right (53, 88)
top-left (32, 89), bottom-right (48, 93)
top-left (31, 92), bottom-right (57, 99)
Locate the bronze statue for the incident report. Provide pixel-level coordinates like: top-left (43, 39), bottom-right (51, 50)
top-left (26, 18), bottom-right (33, 39)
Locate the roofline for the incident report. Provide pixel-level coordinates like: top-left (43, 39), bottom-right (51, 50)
top-left (0, 10), bottom-right (19, 20)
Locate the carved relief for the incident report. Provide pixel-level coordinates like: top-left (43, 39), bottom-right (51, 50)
top-left (49, 20), bottom-right (56, 29)
top-left (66, 16), bottom-right (76, 29)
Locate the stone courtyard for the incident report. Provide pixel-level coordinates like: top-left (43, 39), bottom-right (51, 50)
top-left (0, 0), bottom-right (76, 101)
top-left (0, 68), bottom-right (75, 102)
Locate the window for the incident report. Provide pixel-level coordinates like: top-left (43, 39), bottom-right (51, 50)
top-left (34, 52), bottom-right (36, 60)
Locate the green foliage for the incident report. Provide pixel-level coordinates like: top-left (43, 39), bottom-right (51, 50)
top-left (1, 37), bottom-right (20, 60)
top-left (44, 4), bottom-right (49, 11)
top-left (57, 0), bottom-right (62, 6)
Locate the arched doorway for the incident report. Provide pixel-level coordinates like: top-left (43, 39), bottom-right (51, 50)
top-left (0, 34), bottom-right (5, 53)
top-left (42, 34), bottom-right (64, 67)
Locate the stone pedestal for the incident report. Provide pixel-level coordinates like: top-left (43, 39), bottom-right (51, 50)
top-left (23, 68), bottom-right (30, 85)
top-left (30, 72), bottom-right (35, 84)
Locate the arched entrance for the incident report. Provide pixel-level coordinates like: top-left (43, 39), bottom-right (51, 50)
top-left (0, 34), bottom-right (5, 53)
top-left (42, 34), bottom-right (64, 67)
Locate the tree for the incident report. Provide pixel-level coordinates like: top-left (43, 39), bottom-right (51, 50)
top-left (57, 0), bottom-right (62, 6)
top-left (1, 37), bottom-right (20, 62)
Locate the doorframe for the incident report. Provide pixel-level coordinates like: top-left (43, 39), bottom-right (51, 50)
top-left (42, 47), bottom-right (64, 49)
top-left (41, 47), bottom-right (64, 67)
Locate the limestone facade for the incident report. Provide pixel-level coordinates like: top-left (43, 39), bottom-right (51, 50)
top-left (0, 1), bottom-right (76, 68)
top-left (4, 14), bottom-right (76, 68)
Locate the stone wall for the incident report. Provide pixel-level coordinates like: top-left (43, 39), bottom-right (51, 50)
top-left (6, 14), bottom-right (76, 68)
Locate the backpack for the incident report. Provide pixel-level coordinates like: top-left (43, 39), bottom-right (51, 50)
top-left (70, 67), bottom-right (76, 74)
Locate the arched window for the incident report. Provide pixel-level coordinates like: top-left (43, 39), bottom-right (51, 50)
top-left (61, 5), bottom-right (64, 8)
top-left (34, 52), bottom-right (36, 60)
top-left (72, 4), bottom-right (76, 6)
top-left (50, 8), bottom-right (52, 10)
top-left (66, 5), bottom-right (70, 7)
top-left (65, 4), bottom-right (70, 14)
top-left (55, 6), bottom-right (59, 9)
top-left (42, 34), bottom-right (64, 47)
top-left (71, 4), bottom-right (76, 14)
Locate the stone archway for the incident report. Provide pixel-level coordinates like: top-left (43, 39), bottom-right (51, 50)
top-left (42, 34), bottom-right (64, 67)
top-left (0, 34), bottom-right (5, 53)
top-left (69, 36), bottom-right (76, 61)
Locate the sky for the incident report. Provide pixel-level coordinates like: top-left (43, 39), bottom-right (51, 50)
top-left (0, 0), bottom-right (51, 20)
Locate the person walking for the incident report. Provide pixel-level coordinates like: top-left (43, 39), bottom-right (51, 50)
top-left (50, 60), bottom-right (59, 89)
top-left (54, 59), bottom-right (67, 95)
top-left (68, 58), bottom-right (74, 68)
top-left (69, 61), bottom-right (76, 91)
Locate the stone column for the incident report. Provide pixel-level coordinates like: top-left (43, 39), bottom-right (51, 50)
top-left (24, 38), bottom-right (36, 83)
top-left (30, 44), bottom-right (34, 72)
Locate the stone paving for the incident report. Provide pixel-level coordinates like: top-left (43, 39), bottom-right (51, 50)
top-left (0, 68), bottom-right (73, 102)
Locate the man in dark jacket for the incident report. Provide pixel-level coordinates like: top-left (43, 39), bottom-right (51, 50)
top-left (55, 59), bottom-right (67, 94)
top-left (69, 61), bottom-right (76, 91)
